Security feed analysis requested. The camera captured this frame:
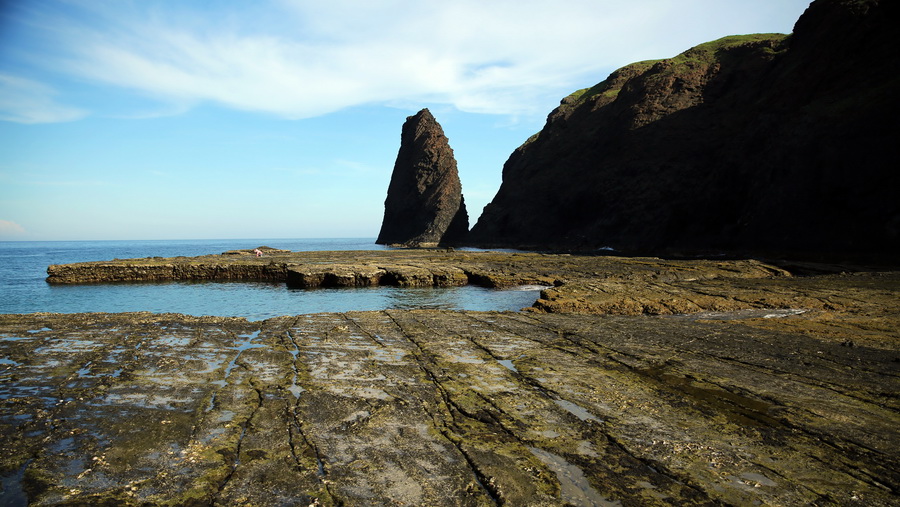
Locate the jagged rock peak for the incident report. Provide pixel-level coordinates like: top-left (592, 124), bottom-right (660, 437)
top-left (376, 108), bottom-right (468, 247)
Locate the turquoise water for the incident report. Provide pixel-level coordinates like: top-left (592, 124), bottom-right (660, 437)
top-left (0, 239), bottom-right (543, 320)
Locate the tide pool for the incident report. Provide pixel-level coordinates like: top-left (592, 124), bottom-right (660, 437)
top-left (0, 238), bottom-right (542, 319)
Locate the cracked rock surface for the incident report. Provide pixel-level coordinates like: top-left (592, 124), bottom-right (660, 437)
top-left (2, 303), bottom-right (898, 505)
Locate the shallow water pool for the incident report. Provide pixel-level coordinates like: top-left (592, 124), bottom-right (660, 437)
top-left (16, 281), bottom-right (547, 320)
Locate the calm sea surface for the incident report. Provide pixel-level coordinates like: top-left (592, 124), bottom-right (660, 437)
top-left (0, 238), bottom-right (543, 320)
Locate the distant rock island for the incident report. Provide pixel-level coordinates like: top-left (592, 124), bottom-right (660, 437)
top-left (376, 108), bottom-right (469, 247)
top-left (467, 0), bottom-right (898, 260)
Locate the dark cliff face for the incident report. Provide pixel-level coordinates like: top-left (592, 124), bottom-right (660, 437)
top-left (469, 0), bottom-right (899, 261)
top-left (376, 109), bottom-right (469, 246)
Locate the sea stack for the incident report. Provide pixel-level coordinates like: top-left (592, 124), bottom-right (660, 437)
top-left (376, 108), bottom-right (468, 247)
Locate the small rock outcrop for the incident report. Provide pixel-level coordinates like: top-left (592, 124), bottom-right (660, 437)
top-left (468, 0), bottom-right (899, 261)
top-left (376, 109), bottom-right (468, 247)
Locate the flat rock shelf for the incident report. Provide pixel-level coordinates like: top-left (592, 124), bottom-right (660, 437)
top-left (1, 250), bottom-right (897, 505)
top-left (1, 310), bottom-right (897, 506)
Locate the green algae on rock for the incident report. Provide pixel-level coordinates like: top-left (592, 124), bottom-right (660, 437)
top-left (1, 306), bottom-right (898, 505)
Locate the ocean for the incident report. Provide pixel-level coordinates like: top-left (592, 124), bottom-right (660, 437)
top-left (0, 238), bottom-right (543, 320)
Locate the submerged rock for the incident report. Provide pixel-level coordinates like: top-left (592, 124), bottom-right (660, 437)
top-left (376, 108), bottom-right (468, 247)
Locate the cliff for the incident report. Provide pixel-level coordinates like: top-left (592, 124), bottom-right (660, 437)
top-left (468, 0), bottom-right (899, 260)
top-left (376, 109), bottom-right (469, 247)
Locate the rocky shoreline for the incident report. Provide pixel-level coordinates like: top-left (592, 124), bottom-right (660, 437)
top-left (1, 250), bottom-right (897, 504)
top-left (44, 248), bottom-right (790, 304)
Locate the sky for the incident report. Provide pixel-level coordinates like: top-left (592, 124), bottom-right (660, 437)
top-left (0, 0), bottom-right (812, 241)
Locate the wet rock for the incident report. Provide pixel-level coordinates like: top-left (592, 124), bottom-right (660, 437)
top-left (222, 246), bottom-right (292, 256)
top-left (27, 248), bottom-right (900, 503)
top-left (47, 249), bottom-right (785, 290)
top-left (286, 264), bottom-right (386, 288)
top-left (376, 108), bottom-right (469, 247)
top-left (44, 251), bottom-right (900, 349)
top-left (1, 308), bottom-right (897, 505)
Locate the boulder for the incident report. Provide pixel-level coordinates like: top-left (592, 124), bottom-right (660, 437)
top-left (376, 109), bottom-right (469, 247)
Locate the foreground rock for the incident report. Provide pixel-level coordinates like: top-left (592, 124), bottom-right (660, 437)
top-left (376, 109), bottom-right (469, 247)
top-left (1, 306), bottom-right (897, 506)
top-left (23, 250), bottom-right (900, 504)
top-left (469, 0), bottom-right (899, 259)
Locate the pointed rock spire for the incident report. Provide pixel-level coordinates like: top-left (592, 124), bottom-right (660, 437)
top-left (376, 108), bottom-right (468, 247)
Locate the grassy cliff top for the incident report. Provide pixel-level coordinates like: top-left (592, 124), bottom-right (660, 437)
top-left (569, 33), bottom-right (789, 107)
top-left (524, 33), bottom-right (790, 147)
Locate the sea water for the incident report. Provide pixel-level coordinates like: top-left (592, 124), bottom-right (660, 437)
top-left (0, 239), bottom-right (543, 320)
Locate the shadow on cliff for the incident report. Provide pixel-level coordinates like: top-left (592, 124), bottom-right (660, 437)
top-left (467, 0), bottom-right (900, 263)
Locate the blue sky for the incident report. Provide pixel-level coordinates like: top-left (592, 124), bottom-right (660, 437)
top-left (0, 0), bottom-right (811, 241)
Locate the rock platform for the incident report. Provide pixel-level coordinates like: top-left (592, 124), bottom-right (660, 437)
top-left (1, 250), bottom-right (897, 505)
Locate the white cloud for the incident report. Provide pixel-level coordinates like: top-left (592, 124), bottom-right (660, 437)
top-left (9, 0), bottom-right (810, 121)
top-left (0, 219), bottom-right (26, 236)
top-left (0, 74), bottom-right (88, 124)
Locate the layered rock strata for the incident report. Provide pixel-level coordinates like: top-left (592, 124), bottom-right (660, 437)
top-left (1, 304), bottom-right (897, 505)
top-left (376, 109), bottom-right (469, 247)
top-left (468, 0), bottom-right (899, 260)
top-left (47, 248), bottom-right (786, 292)
top-left (44, 249), bottom-right (900, 329)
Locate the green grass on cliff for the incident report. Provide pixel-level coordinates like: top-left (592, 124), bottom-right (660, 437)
top-left (572, 33), bottom-right (788, 107)
top-left (523, 33), bottom-right (789, 148)
top-left (577, 60), bottom-right (659, 100)
top-left (676, 33), bottom-right (789, 64)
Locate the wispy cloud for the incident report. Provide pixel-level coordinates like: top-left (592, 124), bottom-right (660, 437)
top-left (0, 219), bottom-right (26, 236)
top-left (0, 74), bottom-right (87, 124)
top-left (2, 0), bottom-right (809, 122)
